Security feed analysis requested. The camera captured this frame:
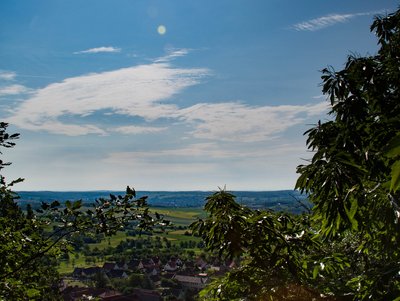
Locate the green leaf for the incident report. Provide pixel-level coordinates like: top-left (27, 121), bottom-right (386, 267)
top-left (26, 288), bottom-right (40, 298)
top-left (345, 198), bottom-right (358, 229)
top-left (72, 200), bottom-right (82, 209)
top-left (312, 265), bottom-right (319, 279)
top-left (390, 160), bottom-right (400, 192)
top-left (65, 200), bottom-right (72, 209)
top-left (384, 134), bottom-right (400, 158)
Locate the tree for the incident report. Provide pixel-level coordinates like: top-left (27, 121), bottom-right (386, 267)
top-left (192, 8), bottom-right (400, 301)
top-left (191, 190), bottom-right (322, 300)
top-left (93, 270), bottom-right (110, 289)
top-left (0, 122), bottom-right (60, 300)
top-left (296, 7), bottom-right (400, 300)
top-left (0, 122), bottom-right (168, 300)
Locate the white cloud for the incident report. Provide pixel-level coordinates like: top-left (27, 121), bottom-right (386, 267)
top-left (6, 49), bottom-right (328, 141)
top-left (0, 71), bottom-right (16, 81)
top-left (0, 84), bottom-right (31, 96)
top-left (177, 102), bottom-right (327, 142)
top-left (293, 11), bottom-right (374, 31)
top-left (20, 121), bottom-right (107, 136)
top-left (154, 48), bottom-right (191, 63)
top-left (113, 125), bottom-right (167, 135)
top-left (7, 58), bottom-right (209, 136)
top-left (74, 46), bottom-right (121, 54)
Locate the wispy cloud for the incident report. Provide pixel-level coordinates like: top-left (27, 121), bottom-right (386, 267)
top-left (6, 49), bottom-right (327, 141)
top-left (177, 102), bottom-right (327, 142)
top-left (113, 125), bottom-right (167, 135)
top-left (7, 52), bottom-right (209, 136)
top-left (154, 48), bottom-right (191, 63)
top-left (293, 11), bottom-right (375, 31)
top-left (0, 84), bottom-right (31, 96)
top-left (74, 46), bottom-right (121, 54)
top-left (105, 142), bottom-right (306, 163)
top-left (0, 71), bottom-right (17, 81)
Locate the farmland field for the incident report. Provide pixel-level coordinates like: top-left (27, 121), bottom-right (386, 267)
top-left (57, 207), bottom-right (205, 274)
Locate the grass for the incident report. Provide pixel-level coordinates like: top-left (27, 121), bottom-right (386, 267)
top-left (150, 207), bottom-right (205, 219)
top-left (58, 253), bottom-right (99, 274)
top-left (88, 231), bottom-right (128, 250)
top-left (58, 207), bottom-right (205, 274)
top-left (150, 207), bottom-right (206, 227)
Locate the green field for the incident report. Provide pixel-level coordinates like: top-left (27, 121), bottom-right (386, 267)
top-left (150, 207), bottom-right (206, 226)
top-left (58, 207), bottom-right (205, 274)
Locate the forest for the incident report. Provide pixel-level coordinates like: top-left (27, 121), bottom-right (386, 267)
top-left (1, 7), bottom-right (400, 301)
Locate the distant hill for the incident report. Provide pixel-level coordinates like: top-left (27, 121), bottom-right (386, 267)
top-left (16, 190), bottom-right (310, 213)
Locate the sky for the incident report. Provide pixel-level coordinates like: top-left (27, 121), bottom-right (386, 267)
top-left (0, 0), bottom-right (398, 191)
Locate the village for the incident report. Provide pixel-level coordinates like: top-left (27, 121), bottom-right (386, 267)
top-left (61, 255), bottom-right (238, 300)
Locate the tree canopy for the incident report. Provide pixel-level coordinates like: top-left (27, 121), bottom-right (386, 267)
top-left (192, 8), bottom-right (400, 300)
top-left (0, 123), bottom-right (167, 300)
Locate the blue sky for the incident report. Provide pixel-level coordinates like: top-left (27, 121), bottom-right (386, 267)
top-left (0, 0), bottom-right (398, 191)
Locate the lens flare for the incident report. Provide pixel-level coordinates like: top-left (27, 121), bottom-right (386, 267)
top-left (157, 25), bottom-right (166, 35)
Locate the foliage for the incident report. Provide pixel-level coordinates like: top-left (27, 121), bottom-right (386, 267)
top-left (295, 8), bottom-right (400, 300)
top-left (193, 8), bottom-right (400, 301)
top-left (191, 190), bottom-right (323, 300)
top-left (0, 123), bottom-right (167, 300)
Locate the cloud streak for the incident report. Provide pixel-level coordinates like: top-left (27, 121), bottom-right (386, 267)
top-left (113, 125), bottom-right (167, 135)
top-left (177, 102), bottom-right (327, 142)
top-left (0, 70), bottom-right (16, 81)
top-left (154, 48), bottom-right (191, 63)
top-left (74, 46), bottom-right (121, 54)
top-left (7, 56), bottom-right (209, 135)
top-left (293, 11), bottom-right (375, 31)
top-left (6, 50), bottom-right (327, 142)
top-left (0, 84), bottom-right (31, 96)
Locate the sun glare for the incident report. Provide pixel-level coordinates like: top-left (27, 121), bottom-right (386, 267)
top-left (157, 25), bottom-right (166, 35)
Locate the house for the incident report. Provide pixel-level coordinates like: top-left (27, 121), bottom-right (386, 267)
top-left (107, 269), bottom-right (129, 279)
top-left (168, 256), bottom-right (182, 266)
top-left (151, 256), bottom-right (162, 266)
top-left (103, 262), bottom-right (117, 272)
top-left (175, 258), bottom-right (182, 266)
top-left (115, 261), bottom-right (129, 270)
top-left (181, 260), bottom-right (196, 274)
top-left (128, 259), bottom-right (140, 271)
top-left (195, 258), bottom-right (208, 270)
top-left (173, 274), bottom-right (209, 290)
top-left (164, 260), bottom-right (178, 272)
top-left (99, 295), bottom-right (135, 301)
top-left (144, 267), bottom-right (160, 276)
top-left (128, 288), bottom-right (161, 301)
top-left (72, 267), bottom-right (84, 279)
top-left (162, 272), bottom-right (175, 280)
top-left (98, 290), bottom-right (123, 300)
top-left (138, 258), bottom-right (155, 270)
top-left (82, 266), bottom-right (104, 277)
